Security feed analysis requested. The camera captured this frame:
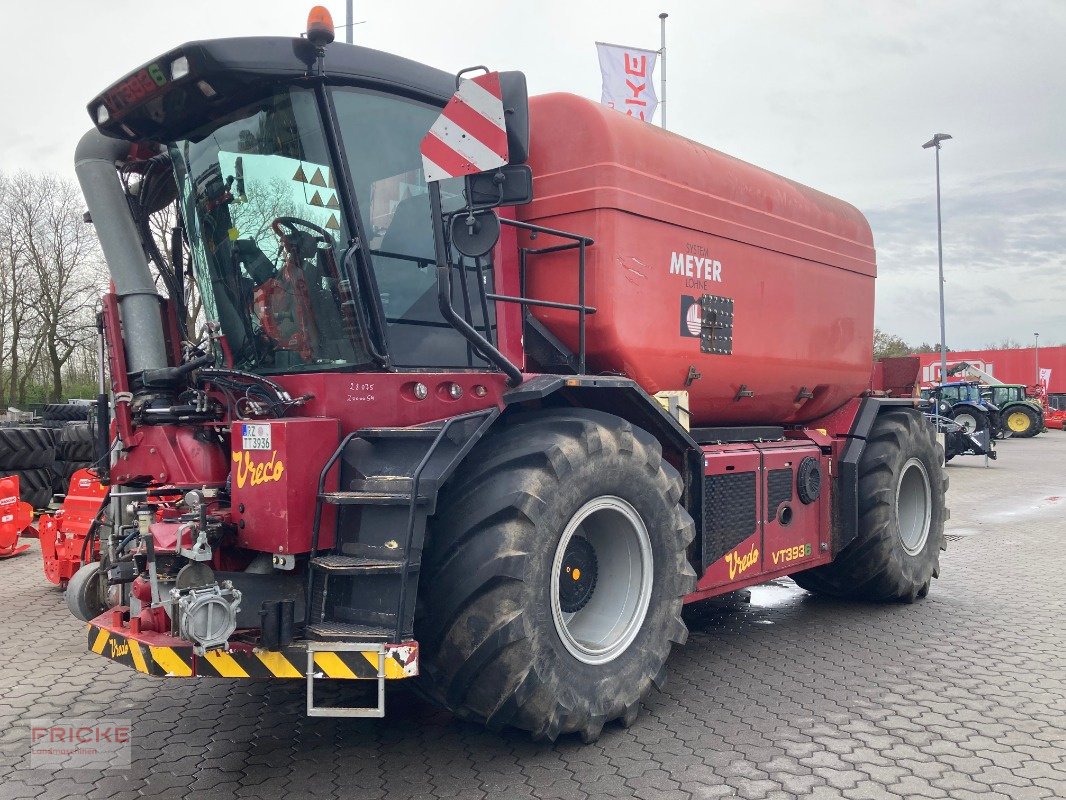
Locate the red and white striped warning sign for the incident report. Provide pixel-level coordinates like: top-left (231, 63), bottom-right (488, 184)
top-left (420, 72), bottom-right (509, 183)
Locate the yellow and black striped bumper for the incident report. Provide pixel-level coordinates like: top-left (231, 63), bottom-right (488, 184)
top-left (87, 623), bottom-right (419, 680)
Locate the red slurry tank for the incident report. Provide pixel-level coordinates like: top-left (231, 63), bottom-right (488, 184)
top-left (518, 93), bottom-right (876, 426)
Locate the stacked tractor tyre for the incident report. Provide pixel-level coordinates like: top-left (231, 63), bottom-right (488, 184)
top-left (0, 425), bottom-right (57, 509)
top-left (0, 404), bottom-right (94, 509)
top-left (54, 422), bottom-right (95, 494)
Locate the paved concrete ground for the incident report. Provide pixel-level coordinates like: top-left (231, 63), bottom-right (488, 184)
top-left (2, 432), bottom-right (1065, 799)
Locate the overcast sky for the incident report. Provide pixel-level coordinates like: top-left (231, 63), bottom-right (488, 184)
top-left (1, 1), bottom-right (1063, 349)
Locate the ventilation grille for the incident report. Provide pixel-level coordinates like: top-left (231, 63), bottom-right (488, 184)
top-left (767, 468), bottom-right (794, 519)
top-left (702, 471), bottom-right (757, 568)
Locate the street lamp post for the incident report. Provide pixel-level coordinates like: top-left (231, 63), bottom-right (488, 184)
top-left (923, 133), bottom-right (952, 384)
top-left (1035, 332), bottom-right (1040, 386)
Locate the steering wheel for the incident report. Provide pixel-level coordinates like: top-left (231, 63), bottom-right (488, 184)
top-left (272, 216), bottom-right (334, 260)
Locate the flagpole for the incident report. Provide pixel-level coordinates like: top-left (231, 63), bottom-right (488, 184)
top-left (659, 12), bottom-right (668, 130)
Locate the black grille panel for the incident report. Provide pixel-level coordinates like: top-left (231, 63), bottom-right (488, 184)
top-left (767, 468), bottom-right (794, 519)
top-left (702, 471), bottom-right (757, 568)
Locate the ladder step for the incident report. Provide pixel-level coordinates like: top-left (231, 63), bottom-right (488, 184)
top-left (311, 555), bottom-right (418, 575)
top-left (306, 621), bottom-right (393, 642)
top-left (338, 542), bottom-right (417, 559)
top-left (319, 491), bottom-right (430, 506)
top-left (351, 475), bottom-right (413, 492)
top-left (357, 425), bottom-right (444, 441)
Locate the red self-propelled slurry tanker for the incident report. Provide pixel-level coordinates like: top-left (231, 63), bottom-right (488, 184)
top-left (68, 8), bottom-right (946, 741)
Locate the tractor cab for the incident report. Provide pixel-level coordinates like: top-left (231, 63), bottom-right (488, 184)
top-left (984, 384), bottom-right (1044, 438)
top-left (926, 381), bottom-right (1000, 434)
top-left (88, 29), bottom-right (530, 382)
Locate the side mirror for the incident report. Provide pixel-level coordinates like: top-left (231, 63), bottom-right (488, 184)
top-left (467, 165), bottom-right (533, 207)
top-left (450, 210), bottom-right (500, 258)
top-left (498, 71), bottom-right (529, 165)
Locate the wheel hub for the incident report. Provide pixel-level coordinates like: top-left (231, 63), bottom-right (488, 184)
top-left (558, 536), bottom-right (598, 613)
top-left (1007, 411), bottom-right (1030, 432)
top-left (550, 496), bottom-right (653, 665)
top-left (896, 458), bottom-right (932, 556)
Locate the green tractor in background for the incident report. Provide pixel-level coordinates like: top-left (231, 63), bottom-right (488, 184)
top-left (982, 384), bottom-right (1044, 438)
top-left (944, 362), bottom-right (1044, 439)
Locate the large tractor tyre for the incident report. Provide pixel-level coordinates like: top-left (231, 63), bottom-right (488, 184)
top-left (53, 460), bottom-right (93, 494)
top-left (42, 403), bottom-right (90, 422)
top-left (949, 407), bottom-right (986, 435)
top-left (1003, 405), bottom-right (1041, 438)
top-left (58, 423), bottom-right (95, 462)
top-left (6, 467), bottom-right (55, 509)
top-left (0, 426), bottom-right (56, 470)
top-left (416, 409), bottom-right (696, 742)
top-left (792, 409), bottom-right (947, 603)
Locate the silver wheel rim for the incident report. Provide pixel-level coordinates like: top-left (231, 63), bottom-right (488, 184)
top-left (550, 496), bottom-right (653, 665)
top-left (896, 458), bottom-right (932, 556)
top-left (954, 413), bottom-right (977, 433)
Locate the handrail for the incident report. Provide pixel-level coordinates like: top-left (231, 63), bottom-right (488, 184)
top-left (394, 407), bottom-right (498, 641)
top-left (430, 184), bottom-right (524, 386)
top-left (341, 247), bottom-right (389, 367)
top-left (499, 217), bottom-right (595, 374)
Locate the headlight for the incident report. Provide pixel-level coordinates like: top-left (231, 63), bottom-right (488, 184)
top-left (170, 56), bottom-right (190, 80)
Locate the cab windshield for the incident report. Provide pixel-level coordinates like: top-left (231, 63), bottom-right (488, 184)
top-left (940, 384), bottom-right (980, 403)
top-left (172, 84), bottom-right (493, 375)
top-left (172, 87), bottom-right (370, 373)
top-left (991, 386), bottom-right (1022, 404)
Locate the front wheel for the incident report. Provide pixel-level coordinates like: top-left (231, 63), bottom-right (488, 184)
top-left (793, 409), bottom-right (947, 602)
top-left (416, 409), bottom-right (695, 741)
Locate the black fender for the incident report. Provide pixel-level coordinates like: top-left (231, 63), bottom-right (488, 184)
top-left (833, 398), bottom-right (930, 555)
top-left (502, 375), bottom-right (705, 556)
top-left (949, 402), bottom-right (987, 417)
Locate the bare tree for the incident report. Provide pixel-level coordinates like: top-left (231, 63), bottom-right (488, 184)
top-left (0, 173), bottom-right (48, 405)
top-left (4, 172), bottom-right (106, 402)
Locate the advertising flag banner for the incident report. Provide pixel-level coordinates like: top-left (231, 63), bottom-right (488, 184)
top-left (1040, 368), bottom-right (1052, 389)
top-left (596, 42), bottom-right (659, 122)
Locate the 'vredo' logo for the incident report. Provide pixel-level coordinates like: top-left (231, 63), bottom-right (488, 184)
top-left (233, 450), bottom-right (285, 489)
top-left (724, 542), bottom-right (759, 581)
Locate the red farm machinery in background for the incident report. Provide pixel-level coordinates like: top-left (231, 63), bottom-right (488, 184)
top-left (62, 7), bottom-right (947, 741)
top-left (37, 470), bottom-right (109, 587)
top-left (0, 476), bottom-right (34, 559)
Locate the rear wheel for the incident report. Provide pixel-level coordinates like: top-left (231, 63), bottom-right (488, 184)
top-left (417, 409), bottom-right (695, 741)
top-left (950, 409), bottom-right (985, 434)
top-left (1004, 406), bottom-right (1040, 438)
top-left (792, 409), bottom-right (947, 602)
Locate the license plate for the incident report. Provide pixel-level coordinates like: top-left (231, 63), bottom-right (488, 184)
top-left (242, 424), bottom-right (272, 451)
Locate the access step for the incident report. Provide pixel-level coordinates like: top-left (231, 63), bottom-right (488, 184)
top-left (319, 490), bottom-right (430, 506)
top-left (356, 425), bottom-right (445, 441)
top-left (310, 555), bottom-right (417, 575)
top-left (305, 621), bottom-right (393, 642)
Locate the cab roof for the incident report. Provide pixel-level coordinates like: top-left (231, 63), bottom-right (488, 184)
top-left (88, 37), bottom-right (456, 142)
